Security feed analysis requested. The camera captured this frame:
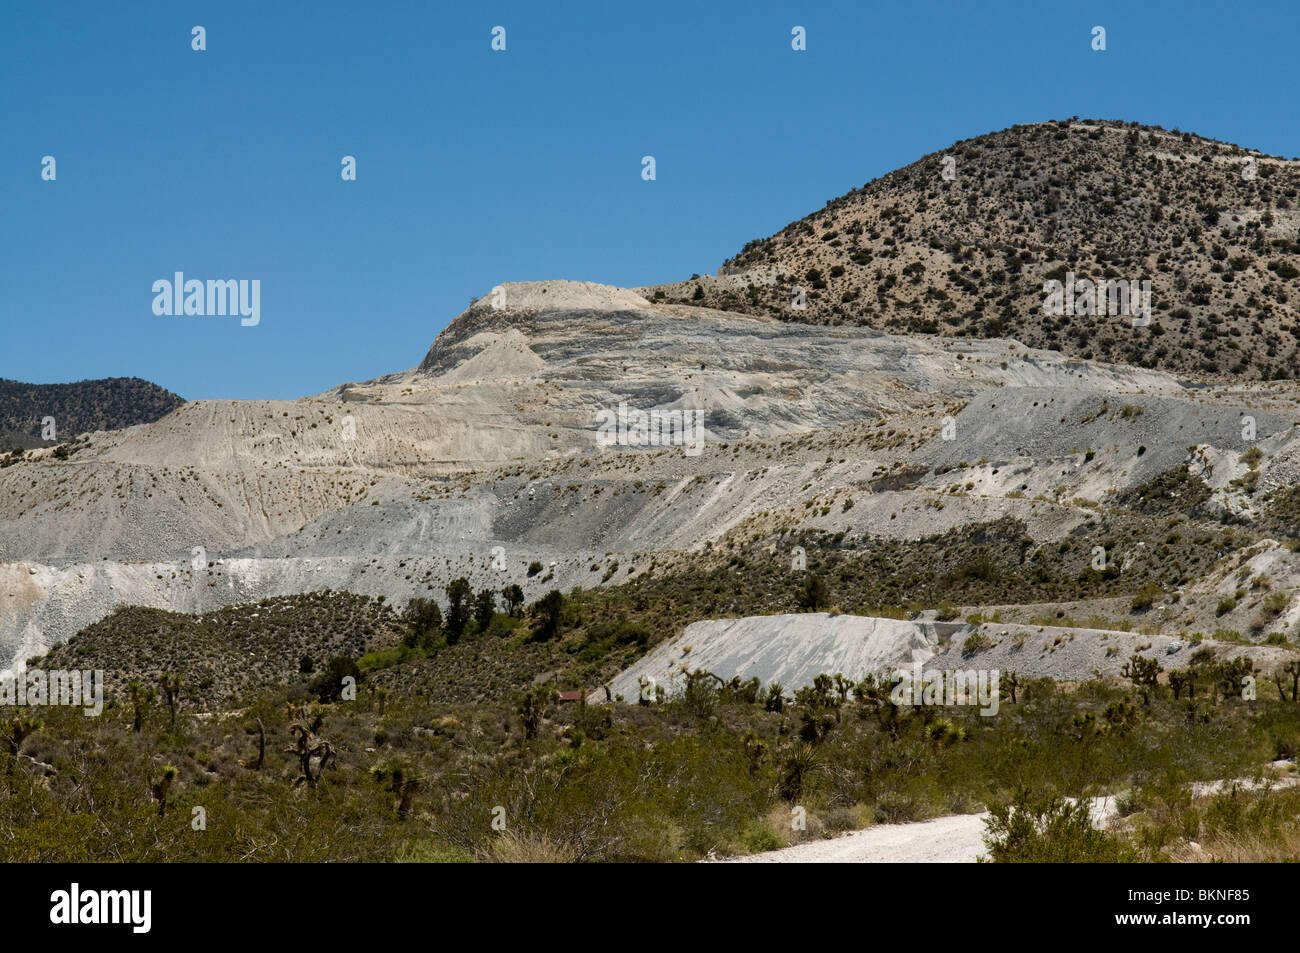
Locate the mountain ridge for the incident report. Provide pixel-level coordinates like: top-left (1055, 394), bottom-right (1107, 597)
top-left (641, 118), bottom-right (1300, 380)
top-left (0, 376), bottom-right (185, 450)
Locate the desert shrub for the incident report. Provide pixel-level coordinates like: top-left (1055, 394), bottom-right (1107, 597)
top-left (1130, 583), bottom-right (1162, 612)
top-left (872, 789), bottom-right (928, 824)
top-left (799, 575), bottom-right (829, 610)
top-left (485, 830), bottom-right (578, 863)
top-left (983, 792), bottom-right (1137, 862)
top-left (823, 804), bottom-right (865, 832)
top-left (739, 821), bottom-right (786, 853)
top-left (309, 656), bottom-right (362, 702)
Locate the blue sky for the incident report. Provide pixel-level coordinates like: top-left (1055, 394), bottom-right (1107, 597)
top-left (3, 0), bottom-right (1298, 399)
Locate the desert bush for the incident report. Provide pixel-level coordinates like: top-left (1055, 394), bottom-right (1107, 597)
top-left (1130, 583), bottom-right (1162, 612)
top-left (309, 656), bottom-right (362, 702)
top-left (983, 792), bottom-right (1137, 862)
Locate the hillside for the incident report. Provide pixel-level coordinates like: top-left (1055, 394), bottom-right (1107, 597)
top-left (0, 376), bottom-right (185, 449)
top-left (642, 119), bottom-right (1300, 380)
top-left (33, 591), bottom-right (401, 709)
top-left (8, 277), bottom-right (1300, 666)
top-left (6, 180), bottom-right (1300, 865)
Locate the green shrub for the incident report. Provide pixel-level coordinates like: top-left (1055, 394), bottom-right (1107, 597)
top-left (739, 821), bottom-right (786, 853)
top-left (983, 793), bottom-right (1137, 862)
top-left (799, 575), bottom-right (829, 611)
top-left (308, 656), bottom-right (362, 702)
top-left (1130, 583), bottom-right (1162, 612)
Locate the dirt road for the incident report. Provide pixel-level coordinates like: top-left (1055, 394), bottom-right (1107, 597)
top-left (721, 796), bottom-right (1119, 863)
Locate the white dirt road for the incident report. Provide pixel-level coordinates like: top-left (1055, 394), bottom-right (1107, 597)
top-left (724, 812), bottom-right (993, 863)
top-left (721, 797), bottom-right (1119, 863)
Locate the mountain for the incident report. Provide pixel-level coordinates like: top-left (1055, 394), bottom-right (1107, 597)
top-left (5, 122), bottom-right (1300, 687)
top-left (0, 376), bottom-right (185, 450)
top-left (641, 119), bottom-right (1300, 380)
top-left (5, 276), bottom-right (1300, 672)
top-left (7, 254), bottom-right (1300, 866)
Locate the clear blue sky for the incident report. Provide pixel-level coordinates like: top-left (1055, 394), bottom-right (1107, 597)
top-left (3, 0), bottom-right (1298, 399)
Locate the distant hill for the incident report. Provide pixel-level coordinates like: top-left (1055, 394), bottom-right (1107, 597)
top-left (34, 592), bottom-right (401, 709)
top-left (642, 119), bottom-right (1300, 381)
top-left (0, 376), bottom-right (184, 449)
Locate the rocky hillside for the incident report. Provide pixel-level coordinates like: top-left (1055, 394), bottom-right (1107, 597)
top-left (7, 277), bottom-right (1300, 668)
top-left (0, 376), bottom-right (184, 449)
top-left (32, 591), bottom-right (401, 709)
top-left (643, 119), bottom-right (1300, 381)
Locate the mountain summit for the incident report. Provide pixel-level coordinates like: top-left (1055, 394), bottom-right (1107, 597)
top-left (644, 119), bottom-right (1300, 380)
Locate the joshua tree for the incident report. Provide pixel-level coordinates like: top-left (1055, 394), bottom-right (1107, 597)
top-left (742, 731), bottom-right (768, 776)
top-left (127, 680), bottom-right (154, 732)
top-left (854, 674), bottom-right (906, 734)
top-left (151, 765), bottom-right (178, 816)
top-left (371, 762), bottom-right (422, 818)
top-left (1102, 699), bottom-right (1140, 735)
top-left (2, 717), bottom-right (41, 775)
top-left (724, 676), bottom-right (761, 705)
top-left (1071, 710), bottom-right (1099, 742)
top-left (1002, 670), bottom-right (1020, 704)
top-left (1273, 659), bottom-right (1300, 702)
top-left (778, 743), bottom-right (818, 802)
top-left (832, 674), bottom-right (854, 707)
top-left (763, 682), bottom-right (786, 714)
top-left (159, 673), bottom-right (183, 726)
top-left (2, 717), bottom-right (40, 757)
top-left (798, 709), bottom-right (836, 744)
top-left (1169, 669), bottom-right (1196, 700)
top-left (518, 688), bottom-right (552, 740)
top-left (1121, 654), bottom-right (1161, 705)
top-left (1213, 656), bottom-right (1254, 702)
top-left (285, 711), bottom-right (335, 788)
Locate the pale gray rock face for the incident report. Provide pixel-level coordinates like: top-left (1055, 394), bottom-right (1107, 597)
top-left (599, 614), bottom-right (1290, 702)
top-left (4, 279), bottom-right (1299, 670)
top-left (601, 613), bottom-right (965, 702)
